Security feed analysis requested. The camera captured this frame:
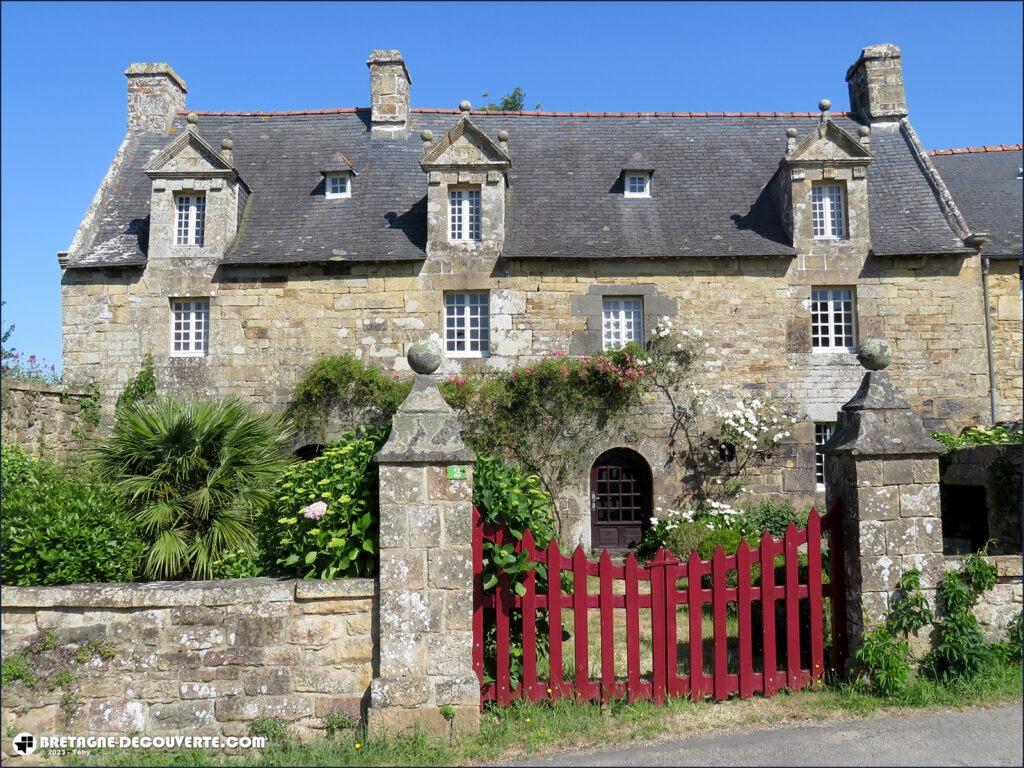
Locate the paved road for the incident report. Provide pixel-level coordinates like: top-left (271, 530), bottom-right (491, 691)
top-left (510, 702), bottom-right (1023, 766)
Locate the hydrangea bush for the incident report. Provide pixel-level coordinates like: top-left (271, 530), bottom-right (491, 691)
top-left (264, 429), bottom-right (384, 579)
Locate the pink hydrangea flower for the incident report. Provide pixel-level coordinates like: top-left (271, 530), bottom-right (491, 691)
top-left (302, 501), bottom-right (328, 521)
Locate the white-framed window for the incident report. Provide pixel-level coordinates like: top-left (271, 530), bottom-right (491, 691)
top-left (624, 172), bottom-right (651, 198)
top-left (602, 297), bottom-right (644, 350)
top-left (811, 287), bottom-right (856, 351)
top-left (175, 193), bottom-right (206, 246)
top-left (448, 187), bottom-right (482, 241)
top-left (325, 173), bottom-right (351, 199)
top-left (815, 422), bottom-right (835, 488)
top-left (811, 183), bottom-right (846, 239)
top-left (170, 298), bottom-right (210, 357)
top-left (444, 292), bottom-right (489, 356)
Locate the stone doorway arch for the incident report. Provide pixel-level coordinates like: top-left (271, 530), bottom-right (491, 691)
top-left (590, 447), bottom-right (652, 551)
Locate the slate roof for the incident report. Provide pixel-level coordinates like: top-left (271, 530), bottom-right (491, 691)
top-left (930, 146), bottom-right (1023, 259)
top-left (66, 108), bottom-right (970, 268)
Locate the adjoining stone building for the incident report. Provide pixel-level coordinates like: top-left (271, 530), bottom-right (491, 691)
top-left (58, 44), bottom-right (1022, 548)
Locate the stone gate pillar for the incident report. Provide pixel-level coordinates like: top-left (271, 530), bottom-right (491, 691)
top-left (824, 340), bottom-right (944, 652)
top-left (368, 341), bottom-right (480, 735)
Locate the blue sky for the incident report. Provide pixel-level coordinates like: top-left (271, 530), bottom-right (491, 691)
top-left (2, 1), bottom-right (1021, 370)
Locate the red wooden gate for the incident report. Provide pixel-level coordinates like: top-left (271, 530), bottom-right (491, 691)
top-left (472, 505), bottom-right (846, 706)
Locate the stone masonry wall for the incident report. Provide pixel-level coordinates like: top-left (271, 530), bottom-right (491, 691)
top-left (1, 381), bottom-right (100, 460)
top-left (989, 262), bottom-right (1023, 423)
top-left (945, 555), bottom-right (1023, 641)
top-left (61, 251), bottom-right (997, 545)
top-left (0, 578), bottom-right (375, 758)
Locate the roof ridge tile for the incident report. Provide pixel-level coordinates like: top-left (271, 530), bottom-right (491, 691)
top-left (176, 107), bottom-right (850, 119)
top-left (928, 143), bottom-right (1023, 156)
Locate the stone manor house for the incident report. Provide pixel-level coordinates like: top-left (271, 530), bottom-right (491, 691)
top-left (58, 45), bottom-right (1022, 548)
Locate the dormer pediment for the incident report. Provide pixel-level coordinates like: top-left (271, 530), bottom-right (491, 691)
top-left (145, 130), bottom-right (241, 181)
top-left (785, 120), bottom-right (871, 166)
top-left (420, 116), bottom-right (511, 172)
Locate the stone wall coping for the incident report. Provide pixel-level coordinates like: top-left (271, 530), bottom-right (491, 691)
top-left (1, 379), bottom-right (92, 397)
top-left (0, 577), bottom-right (375, 609)
top-left (945, 443), bottom-right (1022, 466)
top-left (944, 554), bottom-right (1023, 579)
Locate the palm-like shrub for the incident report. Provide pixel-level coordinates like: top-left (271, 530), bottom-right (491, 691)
top-left (92, 397), bottom-right (292, 580)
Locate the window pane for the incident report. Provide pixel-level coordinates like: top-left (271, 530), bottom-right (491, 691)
top-left (467, 190), bottom-right (481, 241)
top-left (449, 190), bottom-right (464, 240)
top-left (814, 422), bottom-right (835, 485)
top-left (811, 287), bottom-right (855, 350)
top-left (193, 195), bottom-right (206, 246)
top-left (176, 196), bottom-right (191, 245)
top-left (602, 296), bottom-right (643, 350)
top-left (445, 292), bottom-right (488, 354)
top-left (811, 186), bottom-right (825, 237)
top-left (828, 186), bottom-right (845, 238)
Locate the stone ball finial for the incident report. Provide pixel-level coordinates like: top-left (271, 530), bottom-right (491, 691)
top-left (221, 138), bottom-right (233, 150)
top-left (407, 340), bottom-right (442, 375)
top-left (497, 130), bottom-right (509, 142)
top-left (420, 130), bottom-right (433, 142)
top-left (458, 100), bottom-right (472, 112)
top-left (186, 112), bottom-right (199, 126)
top-left (818, 98), bottom-right (831, 112)
top-left (786, 128), bottom-right (798, 138)
top-left (858, 125), bottom-right (871, 137)
top-left (857, 339), bottom-right (892, 371)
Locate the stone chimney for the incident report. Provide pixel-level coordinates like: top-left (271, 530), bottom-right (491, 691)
top-left (125, 63), bottom-right (187, 134)
top-left (367, 49), bottom-right (411, 137)
top-left (846, 44), bottom-right (908, 121)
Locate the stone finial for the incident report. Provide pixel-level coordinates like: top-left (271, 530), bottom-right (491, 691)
top-left (186, 112), bottom-right (199, 130)
top-left (819, 98), bottom-right (832, 112)
top-left (220, 138), bottom-right (234, 164)
top-left (407, 340), bottom-right (441, 375)
top-left (497, 130), bottom-right (509, 142)
top-left (458, 100), bottom-right (472, 112)
top-left (420, 130), bottom-right (433, 143)
top-left (786, 127), bottom-right (799, 153)
top-left (857, 124), bottom-right (871, 147)
top-left (375, 340), bottom-right (473, 465)
top-left (857, 338), bottom-right (891, 371)
top-left (786, 128), bottom-right (798, 138)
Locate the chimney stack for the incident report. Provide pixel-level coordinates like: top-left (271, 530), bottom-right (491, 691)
top-left (846, 44), bottom-right (908, 121)
top-left (367, 50), bottom-right (411, 137)
top-left (125, 63), bottom-right (187, 134)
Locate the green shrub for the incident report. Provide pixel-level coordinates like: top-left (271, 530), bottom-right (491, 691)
top-left (1, 654), bottom-right (36, 687)
top-left (210, 548), bottom-right (265, 579)
top-left (926, 554), bottom-right (997, 683)
top-left (474, 454), bottom-right (555, 548)
top-left (696, 528), bottom-right (747, 560)
top-left (636, 519), bottom-right (708, 560)
top-left (738, 498), bottom-right (808, 538)
top-left (285, 355), bottom-right (411, 439)
top-left (265, 430), bottom-right (383, 579)
top-left (249, 717), bottom-right (289, 746)
top-left (1, 445), bottom-right (145, 586)
top-left (115, 353), bottom-right (156, 413)
top-left (854, 626), bottom-right (912, 696)
top-left (930, 425), bottom-right (1022, 455)
top-left (91, 397), bottom-right (292, 580)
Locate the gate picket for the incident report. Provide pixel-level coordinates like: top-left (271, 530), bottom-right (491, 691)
top-left (760, 530), bottom-right (778, 697)
top-left (624, 553), bottom-right (642, 702)
top-left (687, 550), bottom-right (704, 700)
top-left (521, 530), bottom-right (539, 700)
top-left (473, 501), bottom-right (841, 710)
top-left (547, 539), bottom-right (564, 698)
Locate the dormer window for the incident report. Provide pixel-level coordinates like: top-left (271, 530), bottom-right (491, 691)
top-left (624, 172), bottom-right (652, 198)
top-left (325, 173), bottom-right (351, 199)
top-left (449, 187), bottom-right (481, 241)
top-left (811, 182), bottom-right (846, 239)
top-left (175, 193), bottom-right (206, 246)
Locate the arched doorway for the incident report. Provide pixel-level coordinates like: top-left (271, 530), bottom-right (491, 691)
top-left (590, 448), bottom-right (652, 551)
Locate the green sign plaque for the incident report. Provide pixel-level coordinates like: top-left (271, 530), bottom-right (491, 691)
top-left (447, 465), bottom-right (468, 480)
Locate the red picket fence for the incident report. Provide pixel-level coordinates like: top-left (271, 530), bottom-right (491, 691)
top-left (472, 505), bottom-right (846, 707)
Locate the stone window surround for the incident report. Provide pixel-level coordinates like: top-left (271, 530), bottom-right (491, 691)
top-left (174, 191), bottom-right (206, 246)
top-left (325, 172), bottom-right (352, 199)
top-left (169, 296), bottom-right (210, 358)
top-left (152, 177), bottom-right (226, 257)
top-left (811, 181), bottom-right (847, 240)
top-left (570, 284), bottom-right (677, 356)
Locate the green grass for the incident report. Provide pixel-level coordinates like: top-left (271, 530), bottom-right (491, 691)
top-left (69, 659), bottom-right (1022, 768)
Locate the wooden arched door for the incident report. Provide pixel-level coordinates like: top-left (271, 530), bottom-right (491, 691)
top-left (590, 448), bottom-right (652, 551)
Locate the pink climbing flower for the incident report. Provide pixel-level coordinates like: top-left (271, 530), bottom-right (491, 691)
top-left (302, 501), bottom-right (328, 521)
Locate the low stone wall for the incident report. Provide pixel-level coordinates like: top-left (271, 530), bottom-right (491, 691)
top-left (0, 381), bottom-right (101, 460)
top-left (944, 555), bottom-right (1023, 641)
top-left (0, 578), bottom-right (376, 757)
